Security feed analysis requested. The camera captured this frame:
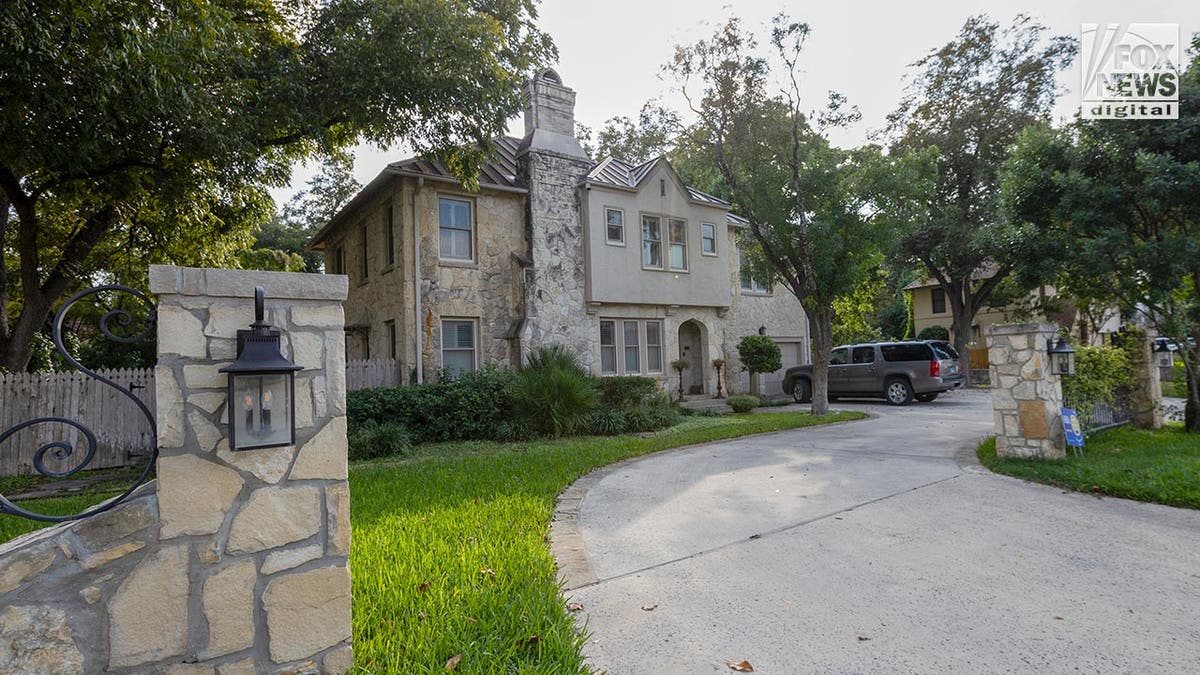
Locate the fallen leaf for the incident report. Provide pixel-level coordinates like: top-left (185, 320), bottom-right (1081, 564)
top-left (567, 602), bottom-right (584, 612)
top-left (641, 604), bottom-right (658, 611)
top-left (480, 567), bottom-right (496, 578)
top-left (857, 636), bottom-right (871, 641)
top-left (726, 660), bottom-right (754, 672)
top-left (522, 635), bottom-right (541, 645)
top-left (418, 581), bottom-right (430, 593)
top-left (417, 612), bottom-right (426, 622)
top-left (749, 533), bottom-right (762, 540)
top-left (1054, 615), bottom-right (1064, 620)
top-left (445, 654), bottom-right (462, 671)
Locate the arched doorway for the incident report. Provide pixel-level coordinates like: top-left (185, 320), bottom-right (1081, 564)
top-left (678, 320), bottom-right (706, 395)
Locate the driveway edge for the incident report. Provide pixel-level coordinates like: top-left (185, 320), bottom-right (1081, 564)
top-left (550, 412), bottom-right (874, 593)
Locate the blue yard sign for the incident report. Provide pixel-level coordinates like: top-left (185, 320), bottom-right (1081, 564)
top-left (1061, 408), bottom-right (1084, 448)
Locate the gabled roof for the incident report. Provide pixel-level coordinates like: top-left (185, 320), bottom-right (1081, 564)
top-left (310, 137), bottom-right (525, 247)
top-left (585, 156), bottom-right (731, 208)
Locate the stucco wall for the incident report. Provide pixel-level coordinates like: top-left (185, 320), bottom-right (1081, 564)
top-left (582, 164), bottom-right (733, 309)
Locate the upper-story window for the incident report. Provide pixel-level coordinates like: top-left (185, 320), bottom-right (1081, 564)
top-left (605, 208), bottom-right (625, 245)
top-left (701, 223), bottom-right (717, 256)
top-left (642, 215), bottom-right (662, 268)
top-left (739, 250), bottom-right (771, 294)
top-left (439, 197), bottom-right (473, 261)
top-left (332, 244), bottom-right (346, 276)
top-left (931, 287), bottom-right (947, 314)
top-left (668, 218), bottom-right (687, 271)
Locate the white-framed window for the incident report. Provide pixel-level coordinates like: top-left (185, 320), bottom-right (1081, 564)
top-left (600, 320), bottom-right (618, 374)
top-left (598, 319), bottom-right (664, 375)
top-left (931, 287), bottom-right (947, 314)
top-left (668, 218), bottom-right (687, 271)
top-left (441, 319), bottom-right (477, 376)
top-left (605, 207), bottom-right (625, 245)
top-left (739, 250), bottom-right (771, 294)
top-left (641, 215), bottom-right (662, 268)
top-left (439, 197), bottom-right (473, 261)
top-left (646, 321), bottom-right (663, 372)
top-left (701, 223), bottom-right (717, 256)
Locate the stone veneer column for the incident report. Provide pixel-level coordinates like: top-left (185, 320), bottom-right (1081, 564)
top-left (987, 322), bottom-right (1066, 458)
top-left (1122, 328), bottom-right (1164, 429)
top-left (149, 265), bottom-right (352, 673)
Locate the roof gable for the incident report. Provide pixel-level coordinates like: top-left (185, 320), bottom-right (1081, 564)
top-left (585, 155), bottom-right (730, 208)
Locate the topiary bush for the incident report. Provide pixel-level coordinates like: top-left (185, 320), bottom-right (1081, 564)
top-left (737, 335), bottom-right (782, 375)
top-left (917, 325), bottom-right (950, 341)
top-left (348, 420), bottom-right (412, 461)
top-left (727, 394), bottom-right (760, 413)
top-left (513, 345), bottom-right (598, 437)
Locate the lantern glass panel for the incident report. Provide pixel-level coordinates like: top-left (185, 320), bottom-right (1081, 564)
top-left (232, 373), bottom-right (292, 449)
top-left (1157, 351), bottom-right (1173, 368)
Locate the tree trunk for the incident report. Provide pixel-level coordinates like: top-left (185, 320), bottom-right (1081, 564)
top-left (947, 280), bottom-right (973, 376)
top-left (809, 304), bottom-right (834, 416)
top-left (1181, 354), bottom-right (1199, 433)
top-left (1, 296), bottom-right (50, 372)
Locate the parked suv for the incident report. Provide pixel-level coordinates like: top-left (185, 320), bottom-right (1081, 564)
top-left (783, 341), bottom-right (965, 405)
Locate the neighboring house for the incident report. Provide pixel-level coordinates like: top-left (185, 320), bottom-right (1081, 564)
top-left (906, 273), bottom-right (1120, 348)
top-left (308, 69), bottom-right (809, 396)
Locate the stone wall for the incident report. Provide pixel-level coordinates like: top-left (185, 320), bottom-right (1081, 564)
top-left (987, 322), bottom-right (1066, 458)
top-left (0, 266), bottom-right (353, 674)
top-left (1121, 327), bottom-right (1163, 429)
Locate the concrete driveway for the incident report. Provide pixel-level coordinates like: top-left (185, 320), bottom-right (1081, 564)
top-left (553, 389), bottom-right (1200, 674)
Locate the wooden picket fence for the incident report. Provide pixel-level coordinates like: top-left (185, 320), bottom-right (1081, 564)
top-left (0, 368), bottom-right (156, 477)
top-left (346, 358), bottom-right (401, 391)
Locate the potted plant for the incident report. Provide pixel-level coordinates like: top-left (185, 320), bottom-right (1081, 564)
top-left (670, 358), bottom-right (690, 402)
top-left (712, 358), bottom-right (726, 398)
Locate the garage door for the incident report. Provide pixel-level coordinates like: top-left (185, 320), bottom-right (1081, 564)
top-left (761, 340), bottom-right (804, 395)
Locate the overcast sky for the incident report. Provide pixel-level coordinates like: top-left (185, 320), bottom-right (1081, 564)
top-left (269, 0), bottom-right (1198, 207)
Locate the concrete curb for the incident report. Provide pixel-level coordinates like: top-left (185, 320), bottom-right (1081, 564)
top-left (550, 411), bottom-right (874, 593)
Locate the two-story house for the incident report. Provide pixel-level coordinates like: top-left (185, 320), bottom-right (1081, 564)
top-left (309, 70), bottom-right (809, 396)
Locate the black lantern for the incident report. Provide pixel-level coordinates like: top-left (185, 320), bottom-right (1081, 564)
top-left (1155, 340), bottom-right (1174, 369)
top-left (220, 287), bottom-right (302, 451)
top-left (1046, 337), bottom-right (1076, 376)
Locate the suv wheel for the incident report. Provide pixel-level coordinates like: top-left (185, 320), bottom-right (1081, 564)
top-left (884, 378), bottom-right (914, 406)
top-left (792, 378), bottom-right (812, 404)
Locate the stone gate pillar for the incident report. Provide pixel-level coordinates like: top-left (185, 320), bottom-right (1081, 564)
top-left (150, 265), bottom-right (352, 672)
top-left (987, 322), bottom-right (1066, 459)
top-left (1121, 328), bottom-right (1163, 429)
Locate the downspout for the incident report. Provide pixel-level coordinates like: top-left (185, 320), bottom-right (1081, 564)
top-left (412, 177), bottom-right (425, 384)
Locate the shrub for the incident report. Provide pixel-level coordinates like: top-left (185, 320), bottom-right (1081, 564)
top-left (596, 376), bottom-right (661, 409)
top-left (727, 394), bottom-right (760, 413)
top-left (917, 325), bottom-right (950, 341)
top-left (347, 365), bottom-right (518, 445)
top-left (348, 421), bottom-right (412, 461)
top-left (514, 345), bottom-right (598, 437)
top-left (1062, 344), bottom-right (1134, 418)
top-left (584, 409), bottom-right (629, 436)
top-left (623, 394), bottom-right (682, 432)
top-left (737, 335), bottom-right (782, 375)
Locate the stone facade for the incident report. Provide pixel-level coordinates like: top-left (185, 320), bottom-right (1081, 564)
top-left (1120, 327), bottom-right (1164, 429)
top-left (0, 266), bottom-right (353, 673)
top-left (987, 322), bottom-right (1066, 458)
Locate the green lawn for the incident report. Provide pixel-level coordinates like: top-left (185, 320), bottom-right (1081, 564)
top-left (1163, 357), bottom-right (1190, 399)
top-left (977, 424), bottom-right (1200, 509)
top-left (0, 410), bottom-right (863, 673)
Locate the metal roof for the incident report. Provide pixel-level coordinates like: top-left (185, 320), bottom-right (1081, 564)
top-left (387, 136), bottom-right (524, 191)
top-left (585, 156), bottom-right (731, 208)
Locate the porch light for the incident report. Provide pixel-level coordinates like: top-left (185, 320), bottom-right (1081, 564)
top-left (1046, 337), bottom-right (1076, 376)
top-left (1155, 340), bottom-right (1174, 368)
top-left (220, 287), bottom-right (302, 451)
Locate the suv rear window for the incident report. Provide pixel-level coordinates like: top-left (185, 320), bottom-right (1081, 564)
top-left (880, 344), bottom-right (932, 362)
top-left (931, 343), bottom-right (959, 360)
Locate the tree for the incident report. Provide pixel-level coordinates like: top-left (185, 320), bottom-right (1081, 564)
top-left (577, 104), bottom-right (681, 164)
top-left (1001, 35), bottom-right (1200, 430)
top-left (667, 16), bottom-right (931, 414)
top-left (0, 0), bottom-right (554, 372)
top-left (736, 334), bottom-right (781, 395)
top-left (887, 15), bottom-right (1076, 370)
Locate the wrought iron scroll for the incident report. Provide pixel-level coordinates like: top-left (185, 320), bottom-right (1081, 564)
top-left (0, 285), bottom-right (158, 522)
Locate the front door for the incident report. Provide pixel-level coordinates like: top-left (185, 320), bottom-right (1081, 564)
top-left (679, 321), bottom-right (704, 394)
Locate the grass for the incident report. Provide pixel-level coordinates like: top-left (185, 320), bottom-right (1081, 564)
top-left (977, 424), bottom-right (1200, 509)
top-left (0, 410), bottom-right (864, 672)
top-left (0, 490), bottom-right (124, 544)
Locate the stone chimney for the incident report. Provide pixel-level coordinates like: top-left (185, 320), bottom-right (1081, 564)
top-left (520, 68), bottom-right (588, 160)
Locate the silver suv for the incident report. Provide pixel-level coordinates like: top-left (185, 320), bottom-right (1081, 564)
top-left (783, 341), bottom-right (965, 405)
